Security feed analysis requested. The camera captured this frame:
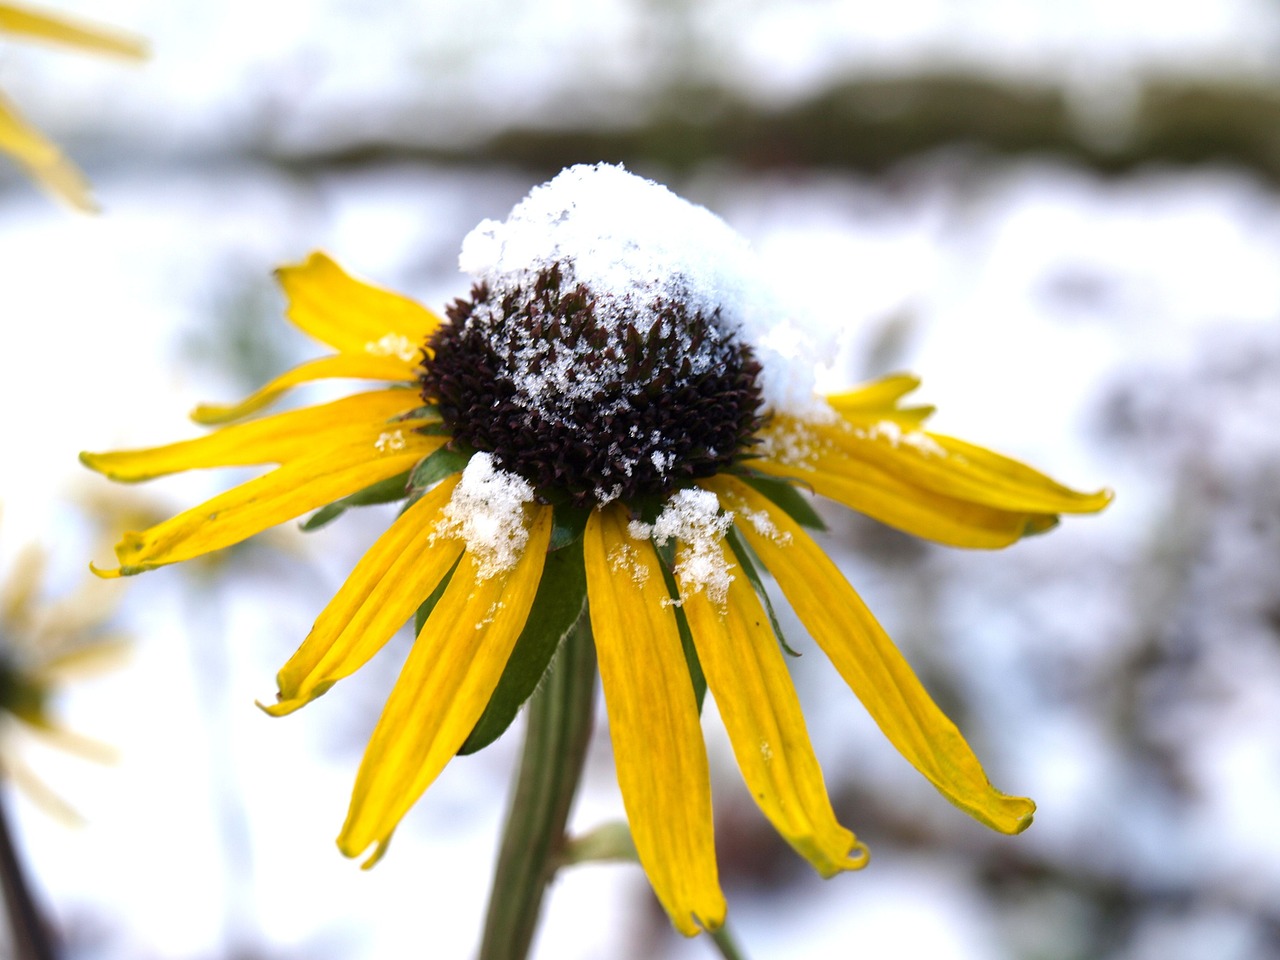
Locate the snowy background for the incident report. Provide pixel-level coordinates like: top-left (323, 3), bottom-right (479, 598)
top-left (2, 1), bottom-right (1280, 958)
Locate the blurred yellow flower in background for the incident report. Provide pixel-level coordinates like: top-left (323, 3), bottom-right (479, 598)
top-left (0, 3), bottom-right (145, 211)
top-left (0, 511), bottom-right (124, 822)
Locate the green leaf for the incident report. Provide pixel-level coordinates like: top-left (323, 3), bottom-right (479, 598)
top-left (653, 545), bottom-right (707, 713)
top-left (409, 446), bottom-right (470, 493)
top-left (548, 503), bottom-right (592, 551)
top-left (414, 555), bottom-right (460, 638)
top-left (726, 526), bottom-right (801, 657)
top-left (736, 472), bottom-right (827, 531)
top-left (299, 470), bottom-right (412, 532)
top-left (458, 539), bottom-right (588, 755)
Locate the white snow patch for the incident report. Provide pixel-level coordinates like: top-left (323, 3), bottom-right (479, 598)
top-left (756, 418), bottom-right (821, 468)
top-left (628, 488), bottom-right (736, 606)
top-left (433, 453), bottom-right (535, 579)
top-left (373, 429), bottom-right (406, 454)
top-left (852, 419), bottom-right (946, 457)
top-left (605, 541), bottom-right (649, 588)
top-left (459, 163), bottom-right (825, 419)
top-left (364, 332), bottom-right (419, 362)
top-left (740, 506), bottom-right (792, 546)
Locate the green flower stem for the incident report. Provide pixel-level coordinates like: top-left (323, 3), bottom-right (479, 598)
top-left (478, 609), bottom-right (597, 960)
top-left (0, 790), bottom-right (56, 960)
top-left (709, 923), bottom-right (750, 960)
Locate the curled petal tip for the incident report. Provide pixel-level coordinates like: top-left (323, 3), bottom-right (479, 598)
top-left (256, 697), bottom-right (301, 718)
top-left (336, 833), bottom-right (389, 870)
top-left (845, 841), bottom-right (871, 871)
top-left (264, 678), bottom-right (333, 718)
top-left (88, 561), bottom-right (122, 580)
top-left (1012, 802), bottom-right (1036, 835)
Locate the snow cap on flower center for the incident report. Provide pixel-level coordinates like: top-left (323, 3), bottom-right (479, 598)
top-left (421, 163), bottom-right (809, 507)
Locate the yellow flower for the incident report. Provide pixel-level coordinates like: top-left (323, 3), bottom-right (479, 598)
top-left (0, 3), bottom-right (146, 210)
top-left (82, 165), bottom-right (1110, 936)
top-left (0, 516), bottom-right (123, 821)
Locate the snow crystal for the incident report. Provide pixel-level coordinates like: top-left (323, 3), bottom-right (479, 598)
top-left (756, 419), bottom-right (820, 468)
top-left (459, 163), bottom-right (825, 420)
top-left (628, 488), bottom-right (736, 606)
top-left (606, 541), bottom-right (649, 588)
top-left (365, 332), bottom-right (419, 363)
top-left (852, 419), bottom-right (946, 457)
top-left (740, 505), bottom-right (793, 546)
top-left (433, 453), bottom-right (535, 579)
top-left (374, 430), bottom-right (406, 453)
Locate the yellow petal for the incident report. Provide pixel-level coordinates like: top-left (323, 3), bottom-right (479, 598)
top-left (0, 4), bottom-right (147, 58)
top-left (815, 419), bottom-right (1112, 515)
top-left (276, 252), bottom-right (443, 357)
top-left (0, 542), bottom-right (44, 627)
top-left (0, 94), bottom-right (93, 211)
top-left (82, 390), bottom-right (425, 481)
top-left (825, 372), bottom-right (920, 412)
top-left (266, 474), bottom-right (463, 716)
top-left (338, 504), bottom-right (552, 864)
top-left (752, 451), bottom-right (1054, 549)
top-left (584, 505), bottom-right (725, 936)
top-left (96, 438), bottom-right (438, 575)
top-left (190, 352), bottom-right (422, 425)
top-left (708, 476), bottom-right (1036, 836)
top-left (824, 374), bottom-right (934, 424)
top-left (679, 538), bottom-right (868, 877)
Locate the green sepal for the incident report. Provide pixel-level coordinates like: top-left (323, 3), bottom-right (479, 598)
top-left (735, 471), bottom-right (827, 532)
top-left (393, 403), bottom-right (441, 423)
top-left (558, 822), bottom-right (638, 867)
top-left (299, 470), bottom-right (412, 532)
top-left (416, 421), bottom-right (454, 436)
top-left (653, 544), bottom-right (707, 714)
top-left (458, 539), bottom-right (588, 755)
top-left (548, 503), bottom-right (592, 552)
top-left (409, 446), bottom-right (470, 493)
top-left (413, 555), bottom-right (460, 638)
top-left (726, 525), bottom-right (801, 657)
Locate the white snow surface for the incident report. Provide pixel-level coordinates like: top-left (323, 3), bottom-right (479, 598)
top-left (459, 163), bottom-right (824, 419)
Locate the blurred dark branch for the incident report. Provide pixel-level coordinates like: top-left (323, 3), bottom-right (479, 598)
top-left (262, 73), bottom-right (1280, 182)
top-left (0, 792), bottom-right (56, 960)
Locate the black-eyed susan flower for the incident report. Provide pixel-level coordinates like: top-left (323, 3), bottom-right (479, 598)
top-left (82, 164), bottom-right (1110, 936)
top-left (0, 514), bottom-right (122, 821)
top-left (0, 3), bottom-right (145, 210)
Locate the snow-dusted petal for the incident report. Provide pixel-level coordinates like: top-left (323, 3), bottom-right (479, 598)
top-left (337, 504), bottom-right (552, 865)
top-left (265, 475), bottom-right (464, 716)
top-left (679, 538), bottom-right (868, 877)
top-left (276, 252), bottom-right (443, 358)
top-left (0, 94), bottom-right (92, 211)
top-left (92, 438), bottom-right (437, 577)
top-left (0, 4), bottom-right (146, 58)
top-left (709, 475), bottom-right (1036, 836)
top-left (814, 419), bottom-right (1112, 515)
top-left (82, 390), bottom-right (426, 481)
top-left (190, 352), bottom-right (423, 425)
top-left (584, 504), bottom-right (725, 936)
top-left (752, 449), bottom-right (1056, 548)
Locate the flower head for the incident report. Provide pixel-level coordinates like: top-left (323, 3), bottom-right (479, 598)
top-left (82, 164), bottom-right (1111, 935)
top-left (0, 3), bottom-right (146, 210)
top-left (0, 513), bottom-right (123, 820)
